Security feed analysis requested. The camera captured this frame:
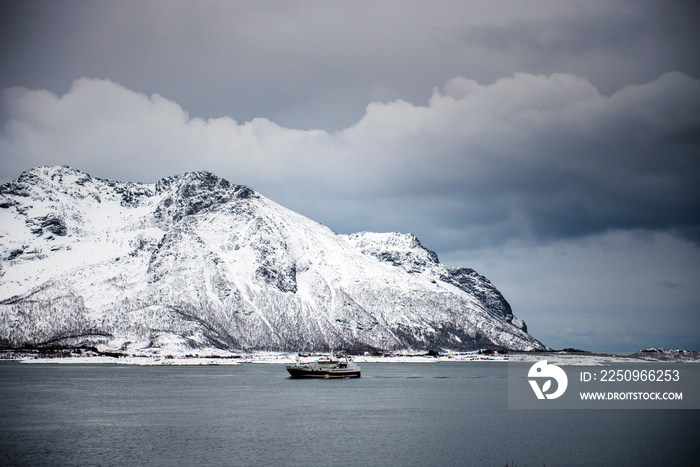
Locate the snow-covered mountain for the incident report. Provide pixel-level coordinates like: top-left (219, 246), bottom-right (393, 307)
top-left (0, 166), bottom-right (545, 354)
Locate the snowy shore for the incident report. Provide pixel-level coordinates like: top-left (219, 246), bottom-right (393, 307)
top-left (3, 348), bottom-right (697, 366)
top-left (6, 350), bottom-right (503, 366)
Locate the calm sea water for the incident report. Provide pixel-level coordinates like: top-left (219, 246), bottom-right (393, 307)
top-left (1, 361), bottom-right (697, 466)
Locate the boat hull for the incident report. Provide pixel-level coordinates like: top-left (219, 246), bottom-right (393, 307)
top-left (286, 367), bottom-right (361, 378)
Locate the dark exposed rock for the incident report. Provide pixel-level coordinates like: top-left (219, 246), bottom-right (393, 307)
top-left (38, 214), bottom-right (68, 236)
top-left (153, 172), bottom-right (255, 225)
top-left (442, 266), bottom-right (520, 328)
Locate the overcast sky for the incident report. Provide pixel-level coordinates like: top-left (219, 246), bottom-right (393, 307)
top-left (1, 0), bottom-right (699, 352)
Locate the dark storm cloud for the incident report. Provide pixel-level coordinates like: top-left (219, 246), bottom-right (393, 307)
top-left (459, 5), bottom-right (657, 58)
top-left (445, 1), bottom-right (700, 95)
top-left (4, 1), bottom-right (697, 131)
top-left (1, 0), bottom-right (458, 130)
top-left (340, 71), bottom-right (700, 248)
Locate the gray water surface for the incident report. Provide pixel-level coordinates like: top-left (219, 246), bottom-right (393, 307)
top-left (1, 362), bottom-right (697, 466)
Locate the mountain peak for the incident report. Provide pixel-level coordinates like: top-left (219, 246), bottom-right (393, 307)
top-left (153, 171), bottom-right (257, 225)
top-left (6, 165), bottom-right (92, 195)
top-left (156, 170), bottom-right (231, 192)
top-left (345, 231), bottom-right (440, 272)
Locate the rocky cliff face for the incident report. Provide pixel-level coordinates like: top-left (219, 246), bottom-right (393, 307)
top-left (0, 166), bottom-right (545, 354)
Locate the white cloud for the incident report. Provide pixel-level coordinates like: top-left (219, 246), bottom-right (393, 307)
top-left (2, 72), bottom-right (699, 252)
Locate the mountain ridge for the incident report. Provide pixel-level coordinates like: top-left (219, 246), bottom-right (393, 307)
top-left (0, 166), bottom-right (545, 354)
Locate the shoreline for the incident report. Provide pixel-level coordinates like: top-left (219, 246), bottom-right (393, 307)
top-left (2, 349), bottom-right (697, 366)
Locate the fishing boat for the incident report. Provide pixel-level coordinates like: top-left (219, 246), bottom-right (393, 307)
top-left (286, 352), bottom-right (361, 378)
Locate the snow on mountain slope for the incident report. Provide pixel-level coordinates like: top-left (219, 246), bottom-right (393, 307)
top-left (0, 166), bottom-right (545, 353)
